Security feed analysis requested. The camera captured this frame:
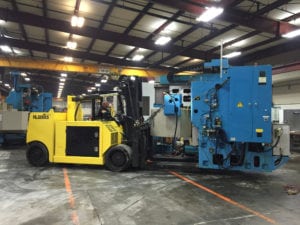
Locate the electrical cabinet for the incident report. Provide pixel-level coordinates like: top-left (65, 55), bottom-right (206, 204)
top-left (191, 65), bottom-right (272, 143)
top-left (228, 66), bottom-right (272, 143)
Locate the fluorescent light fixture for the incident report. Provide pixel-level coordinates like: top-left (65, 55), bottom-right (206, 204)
top-left (148, 80), bottom-right (155, 84)
top-left (228, 40), bottom-right (246, 48)
top-left (95, 83), bottom-right (101, 87)
top-left (223, 51), bottom-right (241, 58)
top-left (137, 48), bottom-right (147, 52)
top-left (282, 29), bottom-right (300, 38)
top-left (64, 56), bottom-right (73, 62)
top-left (4, 83), bottom-right (10, 87)
top-left (71, 15), bottom-right (85, 27)
top-left (155, 36), bottom-right (171, 45)
top-left (66, 41), bottom-right (77, 49)
top-left (0, 45), bottom-right (12, 53)
top-left (61, 73), bottom-right (67, 77)
top-left (24, 77), bottom-right (30, 81)
top-left (132, 54), bottom-right (144, 61)
top-left (130, 76), bottom-right (136, 81)
top-left (0, 19), bottom-right (6, 25)
top-left (290, 18), bottom-right (300, 25)
top-left (59, 82), bottom-right (65, 86)
top-left (13, 49), bottom-right (22, 55)
top-left (60, 78), bottom-right (66, 82)
top-left (162, 22), bottom-right (176, 33)
top-left (101, 79), bottom-right (107, 83)
top-left (196, 7), bottom-right (224, 22)
top-left (87, 89), bottom-right (92, 93)
top-left (20, 72), bottom-right (27, 77)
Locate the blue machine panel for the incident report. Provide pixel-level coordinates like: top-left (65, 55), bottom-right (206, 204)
top-left (190, 60), bottom-right (276, 171)
top-left (191, 65), bottom-right (272, 143)
top-left (228, 66), bottom-right (272, 143)
top-left (164, 94), bottom-right (182, 116)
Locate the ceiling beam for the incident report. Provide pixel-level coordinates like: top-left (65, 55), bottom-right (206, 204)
top-left (0, 8), bottom-right (209, 60)
top-left (151, 24), bottom-right (237, 67)
top-left (151, 0), bottom-right (299, 35)
top-left (42, 0), bottom-right (50, 59)
top-left (11, 0), bottom-right (33, 57)
top-left (251, 0), bottom-right (292, 17)
top-left (123, 9), bottom-right (184, 60)
top-left (83, 0), bottom-right (117, 62)
top-left (0, 56), bottom-right (167, 77)
top-left (232, 36), bottom-right (300, 64)
top-left (105, 3), bottom-right (154, 57)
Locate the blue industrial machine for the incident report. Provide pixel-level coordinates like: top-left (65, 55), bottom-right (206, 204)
top-left (5, 71), bottom-right (52, 112)
top-left (150, 59), bottom-right (290, 172)
top-left (0, 71), bottom-right (52, 145)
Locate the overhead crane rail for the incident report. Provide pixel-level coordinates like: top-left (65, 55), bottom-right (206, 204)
top-left (0, 57), bottom-right (167, 77)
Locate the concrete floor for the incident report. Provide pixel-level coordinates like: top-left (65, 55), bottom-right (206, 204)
top-left (0, 146), bottom-right (299, 225)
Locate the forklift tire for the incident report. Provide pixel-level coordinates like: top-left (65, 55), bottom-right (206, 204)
top-left (105, 144), bottom-right (132, 172)
top-left (26, 142), bottom-right (49, 167)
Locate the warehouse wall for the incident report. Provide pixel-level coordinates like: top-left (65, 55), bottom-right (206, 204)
top-left (272, 69), bottom-right (300, 125)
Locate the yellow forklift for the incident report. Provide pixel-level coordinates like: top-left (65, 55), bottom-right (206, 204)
top-left (26, 76), bottom-right (149, 171)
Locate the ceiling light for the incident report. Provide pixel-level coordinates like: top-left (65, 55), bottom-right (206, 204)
top-left (282, 29), bottom-right (300, 38)
top-left (137, 48), bottom-right (147, 53)
top-left (132, 54), bottom-right (144, 61)
top-left (71, 15), bottom-right (85, 27)
top-left (196, 7), bottom-right (224, 22)
top-left (0, 20), bottom-right (6, 25)
top-left (101, 79), bottom-right (107, 83)
top-left (24, 77), bottom-right (30, 81)
top-left (227, 40), bottom-right (246, 48)
top-left (13, 49), bottom-right (22, 55)
top-left (60, 78), bottom-right (66, 82)
top-left (148, 80), bottom-right (155, 84)
top-left (130, 76), bottom-right (136, 81)
top-left (61, 73), bottom-right (68, 77)
top-left (20, 72), bottom-right (27, 77)
top-left (66, 41), bottom-right (77, 49)
top-left (223, 51), bottom-right (241, 58)
top-left (290, 18), bottom-right (300, 25)
top-left (95, 83), bottom-right (101, 87)
top-left (155, 36), bottom-right (171, 45)
top-left (64, 56), bottom-right (73, 62)
top-left (87, 89), bottom-right (92, 93)
top-left (162, 23), bottom-right (176, 33)
top-left (59, 82), bottom-right (65, 86)
top-left (0, 45), bottom-right (12, 53)
top-left (91, 87), bottom-right (96, 90)
top-left (4, 83), bottom-right (10, 87)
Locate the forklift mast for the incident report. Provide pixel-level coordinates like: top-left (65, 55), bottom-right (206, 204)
top-left (117, 76), bottom-right (149, 169)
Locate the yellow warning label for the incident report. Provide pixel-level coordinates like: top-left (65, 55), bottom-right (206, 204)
top-left (256, 128), bottom-right (263, 133)
top-left (237, 102), bottom-right (243, 108)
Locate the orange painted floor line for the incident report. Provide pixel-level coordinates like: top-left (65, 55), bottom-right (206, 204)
top-left (63, 168), bottom-right (80, 225)
top-left (169, 170), bottom-right (276, 224)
